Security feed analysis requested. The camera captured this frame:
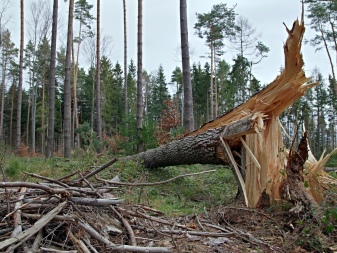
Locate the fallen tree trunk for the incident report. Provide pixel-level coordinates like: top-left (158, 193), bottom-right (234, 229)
top-left (127, 114), bottom-right (261, 168)
top-left (125, 12), bottom-right (337, 208)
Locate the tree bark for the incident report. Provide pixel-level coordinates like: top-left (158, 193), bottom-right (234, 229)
top-left (16, 0), bottom-right (24, 152)
top-left (96, 0), bottom-right (102, 153)
top-left (46, 0), bottom-right (58, 158)
top-left (180, 0), bottom-right (194, 132)
top-left (136, 0), bottom-right (144, 153)
top-left (127, 115), bottom-right (259, 168)
top-left (64, 0), bottom-right (74, 158)
top-left (123, 0), bottom-right (128, 116)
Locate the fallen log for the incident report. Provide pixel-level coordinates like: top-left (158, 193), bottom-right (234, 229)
top-left (124, 12), bottom-right (337, 209)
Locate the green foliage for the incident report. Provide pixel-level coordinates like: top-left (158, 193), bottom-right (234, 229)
top-left (194, 3), bottom-right (236, 53)
top-left (110, 162), bottom-right (237, 216)
top-left (75, 122), bottom-right (99, 152)
top-left (148, 65), bottom-right (171, 123)
top-left (5, 160), bottom-right (24, 178)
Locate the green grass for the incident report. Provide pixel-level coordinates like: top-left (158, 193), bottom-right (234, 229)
top-left (1, 154), bottom-right (237, 216)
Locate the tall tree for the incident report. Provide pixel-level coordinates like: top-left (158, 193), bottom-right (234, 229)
top-left (137, 0), bottom-right (144, 153)
top-left (179, 0), bottom-right (194, 132)
top-left (15, 0), bottom-right (24, 152)
top-left (229, 16), bottom-right (269, 100)
top-left (194, 3), bottom-right (236, 120)
top-left (96, 0), bottom-right (102, 153)
top-left (46, 0), bottom-right (58, 158)
top-left (148, 65), bottom-right (170, 123)
top-left (73, 0), bottom-right (94, 148)
top-left (64, 0), bottom-right (74, 158)
top-left (123, 0), bottom-right (128, 116)
top-left (0, 30), bottom-right (18, 141)
top-left (26, 1), bottom-right (52, 153)
top-left (305, 0), bottom-right (337, 92)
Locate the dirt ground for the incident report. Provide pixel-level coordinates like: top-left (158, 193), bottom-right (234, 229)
top-left (122, 202), bottom-right (337, 253)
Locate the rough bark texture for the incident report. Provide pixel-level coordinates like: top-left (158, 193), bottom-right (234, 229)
top-left (16, 0), bottom-right (24, 152)
top-left (64, 0), bottom-right (74, 158)
top-left (123, 0), bottom-right (128, 116)
top-left (136, 0), bottom-right (144, 153)
top-left (96, 0), bottom-right (102, 153)
top-left (128, 115), bottom-right (260, 168)
top-left (282, 132), bottom-right (321, 215)
top-left (46, 0), bottom-right (58, 158)
top-left (180, 0), bottom-right (194, 132)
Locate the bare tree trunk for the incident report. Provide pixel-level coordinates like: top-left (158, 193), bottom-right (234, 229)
top-left (136, 0), bottom-right (144, 153)
top-left (46, 0), bottom-right (58, 158)
top-left (96, 0), bottom-right (102, 153)
top-left (10, 85), bottom-right (14, 147)
top-left (180, 0), bottom-right (194, 132)
top-left (209, 43), bottom-right (214, 121)
top-left (41, 76), bottom-right (45, 154)
top-left (0, 55), bottom-right (6, 140)
top-left (123, 0), bottom-right (128, 116)
top-left (16, 0), bottom-right (24, 152)
top-left (319, 24), bottom-right (336, 89)
top-left (64, 0), bottom-right (74, 158)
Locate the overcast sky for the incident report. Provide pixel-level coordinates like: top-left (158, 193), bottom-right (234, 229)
top-left (7, 0), bottom-right (331, 87)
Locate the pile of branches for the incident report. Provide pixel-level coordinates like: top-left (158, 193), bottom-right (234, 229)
top-left (0, 158), bottom-right (286, 253)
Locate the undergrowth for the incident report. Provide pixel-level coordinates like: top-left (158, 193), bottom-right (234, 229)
top-left (1, 153), bottom-right (237, 216)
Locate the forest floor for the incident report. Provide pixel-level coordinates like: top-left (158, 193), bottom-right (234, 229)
top-left (1, 154), bottom-right (337, 252)
top-left (109, 200), bottom-right (337, 253)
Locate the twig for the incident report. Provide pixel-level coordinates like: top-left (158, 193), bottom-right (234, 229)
top-left (23, 172), bottom-right (70, 188)
top-left (76, 157), bottom-right (117, 182)
top-left (82, 238), bottom-right (99, 253)
top-left (96, 169), bottom-right (216, 186)
top-left (223, 206), bottom-right (276, 222)
top-left (66, 226), bottom-right (91, 253)
top-left (195, 214), bottom-right (205, 231)
top-left (0, 182), bottom-right (70, 197)
top-left (78, 221), bottom-right (172, 252)
top-left (117, 207), bottom-right (190, 230)
top-left (0, 202), bottom-right (67, 251)
top-left (79, 173), bottom-right (137, 246)
top-left (133, 226), bottom-right (235, 237)
top-left (69, 197), bottom-right (123, 206)
top-left (57, 170), bottom-right (80, 182)
top-left (39, 248), bottom-right (77, 253)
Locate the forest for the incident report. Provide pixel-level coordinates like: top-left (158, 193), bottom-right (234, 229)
top-left (0, 0), bottom-right (337, 252)
top-left (0, 0), bottom-right (335, 158)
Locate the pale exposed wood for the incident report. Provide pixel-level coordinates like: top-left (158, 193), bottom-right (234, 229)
top-left (220, 138), bottom-right (248, 206)
top-left (239, 136), bottom-right (261, 170)
top-left (40, 248), bottom-right (77, 253)
top-left (187, 19), bottom-right (313, 137)
top-left (0, 202), bottom-right (67, 251)
top-left (69, 197), bottom-right (123, 206)
top-left (67, 227), bottom-right (90, 253)
top-left (78, 221), bottom-right (173, 253)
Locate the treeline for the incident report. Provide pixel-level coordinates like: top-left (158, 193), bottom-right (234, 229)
top-left (0, 0), bottom-right (336, 159)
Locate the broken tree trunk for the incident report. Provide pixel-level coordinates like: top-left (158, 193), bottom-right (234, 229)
top-left (126, 14), bottom-right (337, 208)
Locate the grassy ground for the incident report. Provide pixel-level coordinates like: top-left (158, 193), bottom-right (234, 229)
top-left (1, 151), bottom-right (237, 216)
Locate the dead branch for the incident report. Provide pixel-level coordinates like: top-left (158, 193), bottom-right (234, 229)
top-left (0, 201), bottom-right (67, 251)
top-left (78, 221), bottom-right (173, 253)
top-left (75, 157), bottom-right (117, 183)
top-left (0, 182), bottom-right (70, 196)
top-left (96, 169), bottom-right (216, 187)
